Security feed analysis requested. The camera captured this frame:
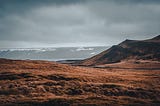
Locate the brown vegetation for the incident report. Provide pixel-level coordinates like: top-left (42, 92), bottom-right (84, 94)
top-left (0, 58), bottom-right (160, 106)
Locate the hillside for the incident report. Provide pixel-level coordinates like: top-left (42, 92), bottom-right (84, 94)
top-left (79, 35), bottom-right (160, 66)
top-left (0, 58), bottom-right (160, 106)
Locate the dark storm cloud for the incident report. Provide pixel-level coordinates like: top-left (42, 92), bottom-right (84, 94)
top-left (0, 0), bottom-right (86, 16)
top-left (0, 0), bottom-right (160, 48)
top-left (105, 0), bottom-right (160, 4)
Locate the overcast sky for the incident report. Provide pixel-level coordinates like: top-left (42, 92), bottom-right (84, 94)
top-left (0, 0), bottom-right (160, 48)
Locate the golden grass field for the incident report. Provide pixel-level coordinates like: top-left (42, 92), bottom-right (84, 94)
top-left (0, 58), bottom-right (160, 106)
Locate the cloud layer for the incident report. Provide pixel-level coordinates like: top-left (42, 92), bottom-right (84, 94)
top-left (0, 0), bottom-right (160, 48)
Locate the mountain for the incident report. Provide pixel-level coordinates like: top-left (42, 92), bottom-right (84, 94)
top-left (79, 35), bottom-right (160, 66)
top-left (0, 46), bottom-right (108, 61)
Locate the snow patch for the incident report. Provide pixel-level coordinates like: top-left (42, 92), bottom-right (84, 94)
top-left (76, 47), bottom-right (94, 51)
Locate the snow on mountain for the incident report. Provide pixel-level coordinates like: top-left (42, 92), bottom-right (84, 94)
top-left (0, 46), bottom-right (108, 61)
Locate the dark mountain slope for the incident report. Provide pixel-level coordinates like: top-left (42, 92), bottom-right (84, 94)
top-left (79, 35), bottom-right (160, 66)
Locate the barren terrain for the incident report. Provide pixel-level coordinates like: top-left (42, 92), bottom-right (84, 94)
top-left (0, 58), bottom-right (160, 106)
top-left (79, 35), bottom-right (160, 66)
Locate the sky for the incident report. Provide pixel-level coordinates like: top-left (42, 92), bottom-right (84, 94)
top-left (0, 0), bottom-right (160, 48)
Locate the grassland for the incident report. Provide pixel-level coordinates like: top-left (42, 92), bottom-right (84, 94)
top-left (0, 58), bottom-right (160, 106)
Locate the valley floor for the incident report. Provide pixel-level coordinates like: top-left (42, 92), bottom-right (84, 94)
top-left (0, 58), bottom-right (160, 106)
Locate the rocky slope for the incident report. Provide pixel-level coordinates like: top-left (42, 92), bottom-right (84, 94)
top-left (79, 35), bottom-right (160, 66)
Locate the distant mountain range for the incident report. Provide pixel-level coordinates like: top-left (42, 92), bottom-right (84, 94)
top-left (0, 46), bottom-right (108, 61)
top-left (79, 35), bottom-right (160, 66)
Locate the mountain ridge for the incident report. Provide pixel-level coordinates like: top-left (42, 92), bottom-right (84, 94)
top-left (79, 35), bottom-right (160, 66)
